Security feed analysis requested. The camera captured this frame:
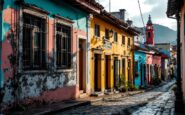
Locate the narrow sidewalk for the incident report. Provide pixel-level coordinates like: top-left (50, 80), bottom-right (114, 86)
top-left (3, 81), bottom-right (172, 115)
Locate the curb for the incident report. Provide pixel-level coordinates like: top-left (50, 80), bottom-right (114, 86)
top-left (35, 101), bottom-right (91, 115)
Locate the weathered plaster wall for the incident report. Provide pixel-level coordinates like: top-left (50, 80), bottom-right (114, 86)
top-left (3, 72), bottom-right (77, 104)
top-left (0, 0), bottom-right (14, 88)
top-left (1, 0), bottom-right (88, 107)
top-left (134, 51), bottom-right (146, 88)
top-left (180, 2), bottom-right (185, 103)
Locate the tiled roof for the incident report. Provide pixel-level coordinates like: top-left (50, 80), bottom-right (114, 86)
top-left (98, 10), bottom-right (141, 35)
top-left (166, 0), bottom-right (184, 17)
top-left (167, 0), bottom-right (178, 17)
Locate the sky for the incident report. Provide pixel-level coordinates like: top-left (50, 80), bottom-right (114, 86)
top-left (97, 0), bottom-right (177, 31)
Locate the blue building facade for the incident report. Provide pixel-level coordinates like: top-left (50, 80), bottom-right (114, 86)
top-left (134, 43), bottom-right (148, 88)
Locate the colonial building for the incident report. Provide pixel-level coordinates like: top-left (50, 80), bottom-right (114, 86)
top-left (145, 15), bottom-right (162, 83)
top-left (134, 15), bottom-right (169, 87)
top-left (134, 42), bottom-right (148, 88)
top-left (90, 10), bottom-right (139, 94)
top-left (155, 43), bottom-right (171, 80)
top-left (0, 0), bottom-right (102, 108)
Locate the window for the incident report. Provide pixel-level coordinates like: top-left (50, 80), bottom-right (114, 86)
top-left (114, 32), bottom-right (118, 42)
top-left (56, 23), bottom-right (71, 69)
top-left (122, 58), bottom-right (125, 77)
top-left (128, 38), bottom-right (131, 46)
top-left (94, 24), bottom-right (100, 37)
top-left (122, 35), bottom-right (125, 45)
top-left (135, 61), bottom-right (138, 73)
top-left (105, 28), bottom-right (109, 39)
top-left (23, 13), bottom-right (46, 70)
top-left (148, 32), bottom-right (151, 38)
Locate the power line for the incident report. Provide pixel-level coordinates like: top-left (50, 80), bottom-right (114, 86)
top-left (138, 0), bottom-right (145, 28)
top-left (138, 0), bottom-right (146, 41)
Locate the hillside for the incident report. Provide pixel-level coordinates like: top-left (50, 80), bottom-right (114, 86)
top-left (153, 24), bottom-right (177, 44)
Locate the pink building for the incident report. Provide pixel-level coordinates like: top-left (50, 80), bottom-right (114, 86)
top-left (0, 0), bottom-right (102, 109)
top-left (179, 3), bottom-right (185, 106)
top-left (167, 0), bottom-right (185, 112)
top-left (146, 54), bottom-right (153, 84)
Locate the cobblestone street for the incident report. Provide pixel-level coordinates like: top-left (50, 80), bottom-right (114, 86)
top-left (55, 81), bottom-right (175, 115)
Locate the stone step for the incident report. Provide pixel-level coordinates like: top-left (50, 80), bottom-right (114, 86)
top-left (79, 93), bottom-right (87, 98)
top-left (80, 90), bottom-right (84, 94)
top-left (91, 92), bottom-right (104, 97)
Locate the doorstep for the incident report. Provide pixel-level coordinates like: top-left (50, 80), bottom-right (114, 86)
top-left (91, 92), bottom-right (104, 97)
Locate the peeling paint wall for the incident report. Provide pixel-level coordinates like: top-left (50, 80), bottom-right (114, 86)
top-left (1, 0), bottom-right (88, 108)
top-left (0, 5), bottom-right (3, 88)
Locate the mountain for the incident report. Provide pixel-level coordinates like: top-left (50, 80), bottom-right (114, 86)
top-left (139, 24), bottom-right (177, 44)
top-left (153, 24), bottom-right (177, 44)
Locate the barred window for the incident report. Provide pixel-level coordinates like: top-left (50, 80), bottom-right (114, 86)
top-left (105, 28), bottom-right (109, 40)
top-left (128, 38), bottom-right (131, 46)
top-left (122, 35), bottom-right (125, 45)
top-left (114, 32), bottom-right (118, 42)
top-left (56, 23), bottom-right (71, 69)
top-left (23, 13), bottom-right (46, 70)
top-left (94, 24), bottom-right (100, 37)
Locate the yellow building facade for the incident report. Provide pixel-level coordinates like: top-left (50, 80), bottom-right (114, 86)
top-left (89, 12), bottom-right (137, 93)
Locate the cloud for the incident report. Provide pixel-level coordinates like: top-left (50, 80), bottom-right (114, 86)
top-left (97, 0), bottom-right (176, 30)
top-left (144, 0), bottom-right (158, 5)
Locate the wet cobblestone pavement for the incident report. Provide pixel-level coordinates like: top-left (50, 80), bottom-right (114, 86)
top-left (55, 81), bottom-right (175, 115)
top-left (132, 91), bottom-right (175, 115)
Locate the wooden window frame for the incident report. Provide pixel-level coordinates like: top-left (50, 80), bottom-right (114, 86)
top-left (55, 17), bottom-right (73, 70)
top-left (122, 35), bottom-right (125, 45)
top-left (114, 32), bottom-right (118, 43)
top-left (105, 28), bottom-right (109, 40)
top-left (128, 37), bottom-right (131, 46)
top-left (94, 24), bottom-right (100, 37)
top-left (21, 8), bottom-right (48, 71)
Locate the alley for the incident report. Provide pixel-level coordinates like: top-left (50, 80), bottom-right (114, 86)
top-left (55, 81), bottom-right (175, 115)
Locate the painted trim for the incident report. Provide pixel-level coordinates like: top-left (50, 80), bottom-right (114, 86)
top-left (18, 6), bottom-right (49, 72)
top-left (78, 35), bottom-right (86, 40)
